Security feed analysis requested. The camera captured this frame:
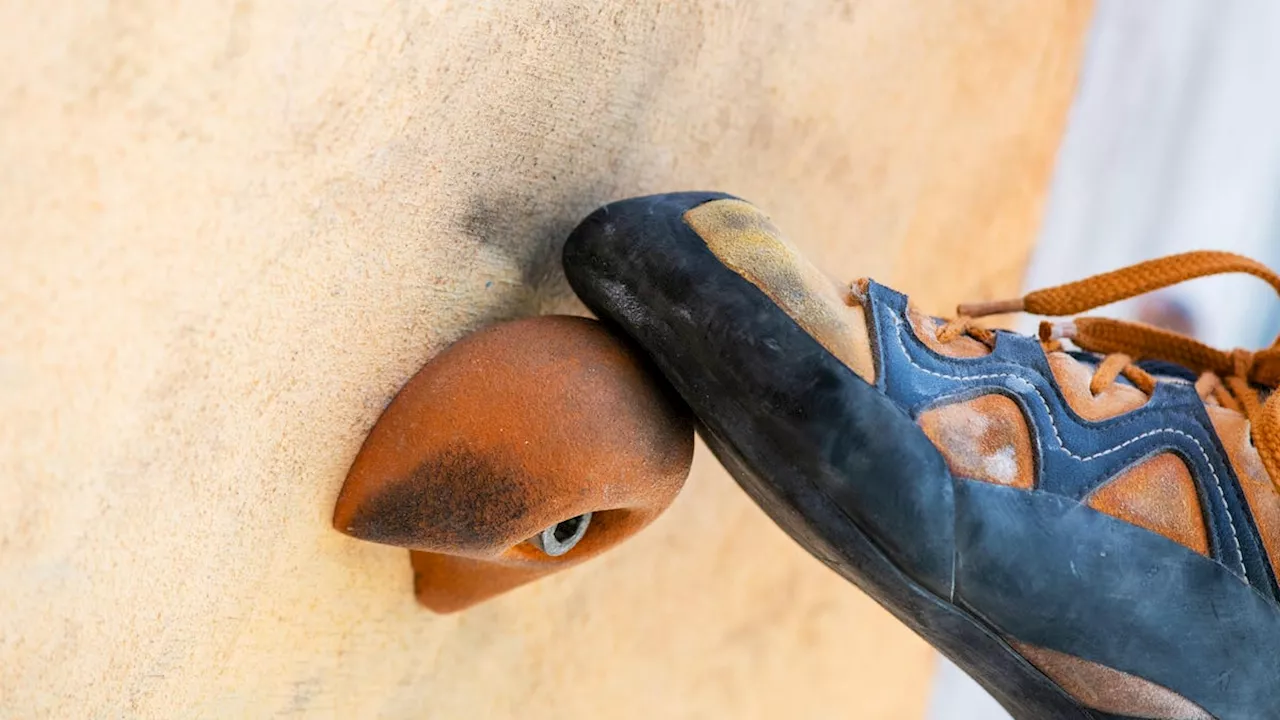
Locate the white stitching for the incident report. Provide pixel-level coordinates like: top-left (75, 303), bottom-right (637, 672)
top-left (890, 313), bottom-right (1249, 579)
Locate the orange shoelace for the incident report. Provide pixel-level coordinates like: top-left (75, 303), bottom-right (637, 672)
top-left (938, 251), bottom-right (1280, 492)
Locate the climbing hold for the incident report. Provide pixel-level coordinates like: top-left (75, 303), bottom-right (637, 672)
top-left (333, 315), bottom-right (694, 612)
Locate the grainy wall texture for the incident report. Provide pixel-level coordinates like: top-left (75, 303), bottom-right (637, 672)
top-left (1, 1), bottom-right (1091, 717)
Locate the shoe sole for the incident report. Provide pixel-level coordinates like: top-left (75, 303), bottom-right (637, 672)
top-left (563, 192), bottom-right (1162, 720)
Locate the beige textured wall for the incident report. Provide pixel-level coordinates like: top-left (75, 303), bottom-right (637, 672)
top-left (0, 1), bottom-right (1091, 717)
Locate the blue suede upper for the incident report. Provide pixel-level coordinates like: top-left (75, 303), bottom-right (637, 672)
top-left (863, 280), bottom-right (1280, 602)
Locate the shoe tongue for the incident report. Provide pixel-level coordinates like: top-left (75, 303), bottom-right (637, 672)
top-left (1065, 349), bottom-right (1099, 366)
top-left (1065, 351), bottom-right (1200, 387)
top-left (1134, 359), bottom-right (1199, 383)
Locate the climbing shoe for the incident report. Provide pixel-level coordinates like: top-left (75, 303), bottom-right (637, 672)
top-left (562, 192), bottom-right (1280, 720)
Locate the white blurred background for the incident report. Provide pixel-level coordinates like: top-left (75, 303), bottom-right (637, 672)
top-left (929, 2), bottom-right (1280, 717)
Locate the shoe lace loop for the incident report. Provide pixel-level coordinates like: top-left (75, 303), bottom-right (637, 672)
top-left (938, 251), bottom-right (1280, 492)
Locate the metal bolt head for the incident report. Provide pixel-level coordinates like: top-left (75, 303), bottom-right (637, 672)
top-left (529, 512), bottom-right (592, 557)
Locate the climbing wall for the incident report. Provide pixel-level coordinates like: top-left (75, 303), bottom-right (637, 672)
top-left (1, 1), bottom-right (1092, 717)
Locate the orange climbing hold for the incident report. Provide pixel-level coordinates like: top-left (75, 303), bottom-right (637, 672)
top-left (333, 315), bottom-right (694, 613)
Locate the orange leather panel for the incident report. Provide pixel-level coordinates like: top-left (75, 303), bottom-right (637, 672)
top-left (918, 394), bottom-right (1035, 489)
top-left (1013, 641), bottom-right (1212, 719)
top-left (686, 199), bottom-right (877, 383)
top-left (1047, 351), bottom-right (1148, 421)
top-left (906, 304), bottom-right (992, 359)
top-left (1209, 406), bottom-right (1280, 577)
top-left (1086, 453), bottom-right (1209, 556)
